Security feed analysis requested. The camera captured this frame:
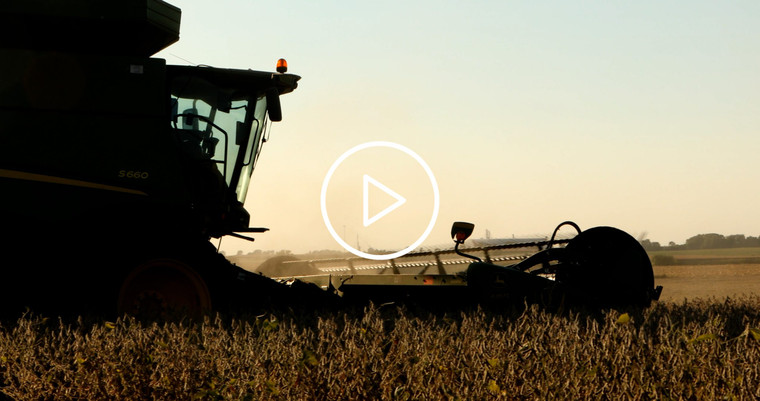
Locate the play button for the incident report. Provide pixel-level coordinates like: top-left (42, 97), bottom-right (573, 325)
top-left (321, 141), bottom-right (439, 260)
top-left (363, 174), bottom-right (406, 227)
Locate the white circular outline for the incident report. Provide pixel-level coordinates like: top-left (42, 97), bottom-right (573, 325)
top-left (320, 141), bottom-right (440, 260)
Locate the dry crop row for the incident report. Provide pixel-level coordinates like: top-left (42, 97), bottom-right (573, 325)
top-left (1, 297), bottom-right (760, 400)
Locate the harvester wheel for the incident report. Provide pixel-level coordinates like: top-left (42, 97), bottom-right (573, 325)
top-left (117, 258), bottom-right (212, 320)
top-left (559, 226), bottom-right (655, 307)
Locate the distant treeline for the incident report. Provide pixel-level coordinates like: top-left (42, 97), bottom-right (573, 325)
top-left (641, 233), bottom-right (760, 251)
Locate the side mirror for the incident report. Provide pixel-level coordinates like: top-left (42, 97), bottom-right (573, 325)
top-left (266, 88), bottom-right (282, 122)
top-left (451, 221), bottom-right (475, 243)
top-left (451, 221), bottom-right (481, 262)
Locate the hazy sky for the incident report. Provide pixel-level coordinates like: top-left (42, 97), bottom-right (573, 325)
top-left (156, 1), bottom-right (760, 255)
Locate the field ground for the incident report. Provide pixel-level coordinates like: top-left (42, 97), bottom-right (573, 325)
top-left (649, 247), bottom-right (760, 302)
top-left (654, 264), bottom-right (760, 302)
top-left (648, 246), bottom-right (760, 260)
top-left (3, 296), bottom-right (760, 400)
top-left (2, 248), bottom-right (759, 399)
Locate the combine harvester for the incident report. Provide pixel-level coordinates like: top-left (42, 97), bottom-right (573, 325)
top-left (0, 0), bottom-right (307, 318)
top-left (0, 0), bottom-right (661, 319)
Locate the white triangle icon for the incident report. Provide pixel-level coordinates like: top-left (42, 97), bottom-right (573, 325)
top-left (363, 174), bottom-right (406, 227)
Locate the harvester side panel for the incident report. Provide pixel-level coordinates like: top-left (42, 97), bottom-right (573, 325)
top-left (0, 49), bottom-right (193, 231)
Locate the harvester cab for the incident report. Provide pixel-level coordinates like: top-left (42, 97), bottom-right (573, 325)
top-left (165, 63), bottom-right (299, 239)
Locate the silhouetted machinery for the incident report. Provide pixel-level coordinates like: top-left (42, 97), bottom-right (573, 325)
top-left (0, 1), bottom-right (661, 319)
top-left (0, 0), bottom-right (301, 317)
top-left (275, 221), bottom-right (662, 309)
top-left (447, 221), bottom-right (663, 307)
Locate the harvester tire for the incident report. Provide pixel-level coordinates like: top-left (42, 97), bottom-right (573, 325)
top-left (560, 226), bottom-right (655, 307)
top-left (117, 258), bottom-right (212, 321)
